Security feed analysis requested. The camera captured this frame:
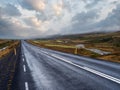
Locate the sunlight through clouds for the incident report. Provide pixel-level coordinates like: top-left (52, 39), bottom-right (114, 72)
top-left (0, 0), bottom-right (120, 39)
top-left (53, 0), bottom-right (63, 15)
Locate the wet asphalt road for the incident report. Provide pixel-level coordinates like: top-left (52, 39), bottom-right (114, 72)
top-left (0, 44), bottom-right (21, 90)
top-left (11, 41), bottom-right (120, 90)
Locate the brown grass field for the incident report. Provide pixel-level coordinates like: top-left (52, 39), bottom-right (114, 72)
top-left (0, 40), bottom-right (20, 59)
top-left (28, 31), bottom-right (120, 63)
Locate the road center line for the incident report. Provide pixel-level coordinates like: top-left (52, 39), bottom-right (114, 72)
top-left (23, 65), bottom-right (26, 72)
top-left (25, 82), bottom-right (29, 90)
top-left (41, 51), bottom-right (120, 84)
top-left (23, 58), bottom-right (25, 62)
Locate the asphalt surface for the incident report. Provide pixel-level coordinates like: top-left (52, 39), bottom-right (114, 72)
top-left (12, 41), bottom-right (120, 90)
top-left (0, 44), bottom-right (21, 90)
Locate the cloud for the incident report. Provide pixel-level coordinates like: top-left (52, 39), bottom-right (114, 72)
top-left (0, 16), bottom-right (45, 39)
top-left (24, 16), bottom-right (42, 27)
top-left (0, 17), bottom-right (26, 38)
top-left (20, 0), bottom-right (46, 11)
top-left (96, 4), bottom-right (120, 31)
top-left (0, 0), bottom-right (120, 39)
top-left (53, 1), bottom-right (63, 15)
top-left (72, 10), bottom-right (98, 24)
top-left (61, 10), bottom-right (99, 34)
top-left (0, 4), bottom-right (21, 17)
top-left (84, 0), bottom-right (101, 9)
top-left (36, 12), bottom-right (48, 21)
top-left (61, 2), bottom-right (120, 34)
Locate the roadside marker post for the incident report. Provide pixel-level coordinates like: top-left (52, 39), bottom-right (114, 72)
top-left (14, 48), bottom-right (16, 55)
top-left (75, 47), bottom-right (77, 54)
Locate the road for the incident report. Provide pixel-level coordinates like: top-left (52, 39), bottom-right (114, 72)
top-left (12, 41), bottom-right (120, 90)
top-left (0, 44), bottom-right (21, 90)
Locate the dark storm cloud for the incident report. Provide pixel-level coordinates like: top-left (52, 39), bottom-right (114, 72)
top-left (20, 0), bottom-right (46, 12)
top-left (62, 3), bottom-right (120, 34)
top-left (0, 17), bottom-right (12, 29)
top-left (63, 10), bottom-right (99, 34)
top-left (0, 0), bottom-right (120, 39)
top-left (0, 17), bottom-right (19, 36)
top-left (0, 4), bottom-right (21, 16)
top-left (97, 4), bottom-right (120, 27)
top-left (72, 10), bottom-right (98, 24)
top-left (20, 0), bottom-right (34, 10)
top-left (0, 17), bottom-right (49, 39)
top-left (0, 17), bottom-right (25, 38)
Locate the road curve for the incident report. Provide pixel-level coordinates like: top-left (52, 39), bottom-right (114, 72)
top-left (13, 41), bottom-right (120, 90)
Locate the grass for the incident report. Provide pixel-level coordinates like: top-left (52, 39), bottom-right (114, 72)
top-left (0, 40), bottom-right (20, 59)
top-left (28, 31), bottom-right (120, 63)
top-left (45, 44), bottom-right (75, 48)
top-left (28, 40), bottom-right (101, 58)
top-left (0, 40), bottom-right (10, 49)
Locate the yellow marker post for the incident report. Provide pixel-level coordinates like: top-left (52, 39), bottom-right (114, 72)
top-left (75, 47), bottom-right (77, 54)
top-left (14, 48), bottom-right (16, 55)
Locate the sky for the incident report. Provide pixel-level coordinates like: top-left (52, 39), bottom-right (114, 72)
top-left (0, 0), bottom-right (120, 39)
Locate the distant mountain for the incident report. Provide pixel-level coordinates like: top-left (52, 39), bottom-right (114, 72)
top-left (46, 31), bottom-right (120, 40)
top-left (32, 31), bottom-right (120, 40)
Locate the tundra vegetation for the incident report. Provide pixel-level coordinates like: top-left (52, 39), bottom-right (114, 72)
top-left (28, 31), bottom-right (120, 63)
top-left (0, 40), bottom-right (20, 58)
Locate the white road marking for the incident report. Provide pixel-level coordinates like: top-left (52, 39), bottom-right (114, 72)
top-left (41, 51), bottom-right (120, 84)
top-left (23, 58), bottom-right (25, 62)
top-left (53, 54), bottom-right (120, 84)
top-left (23, 65), bottom-right (26, 72)
top-left (25, 82), bottom-right (29, 90)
